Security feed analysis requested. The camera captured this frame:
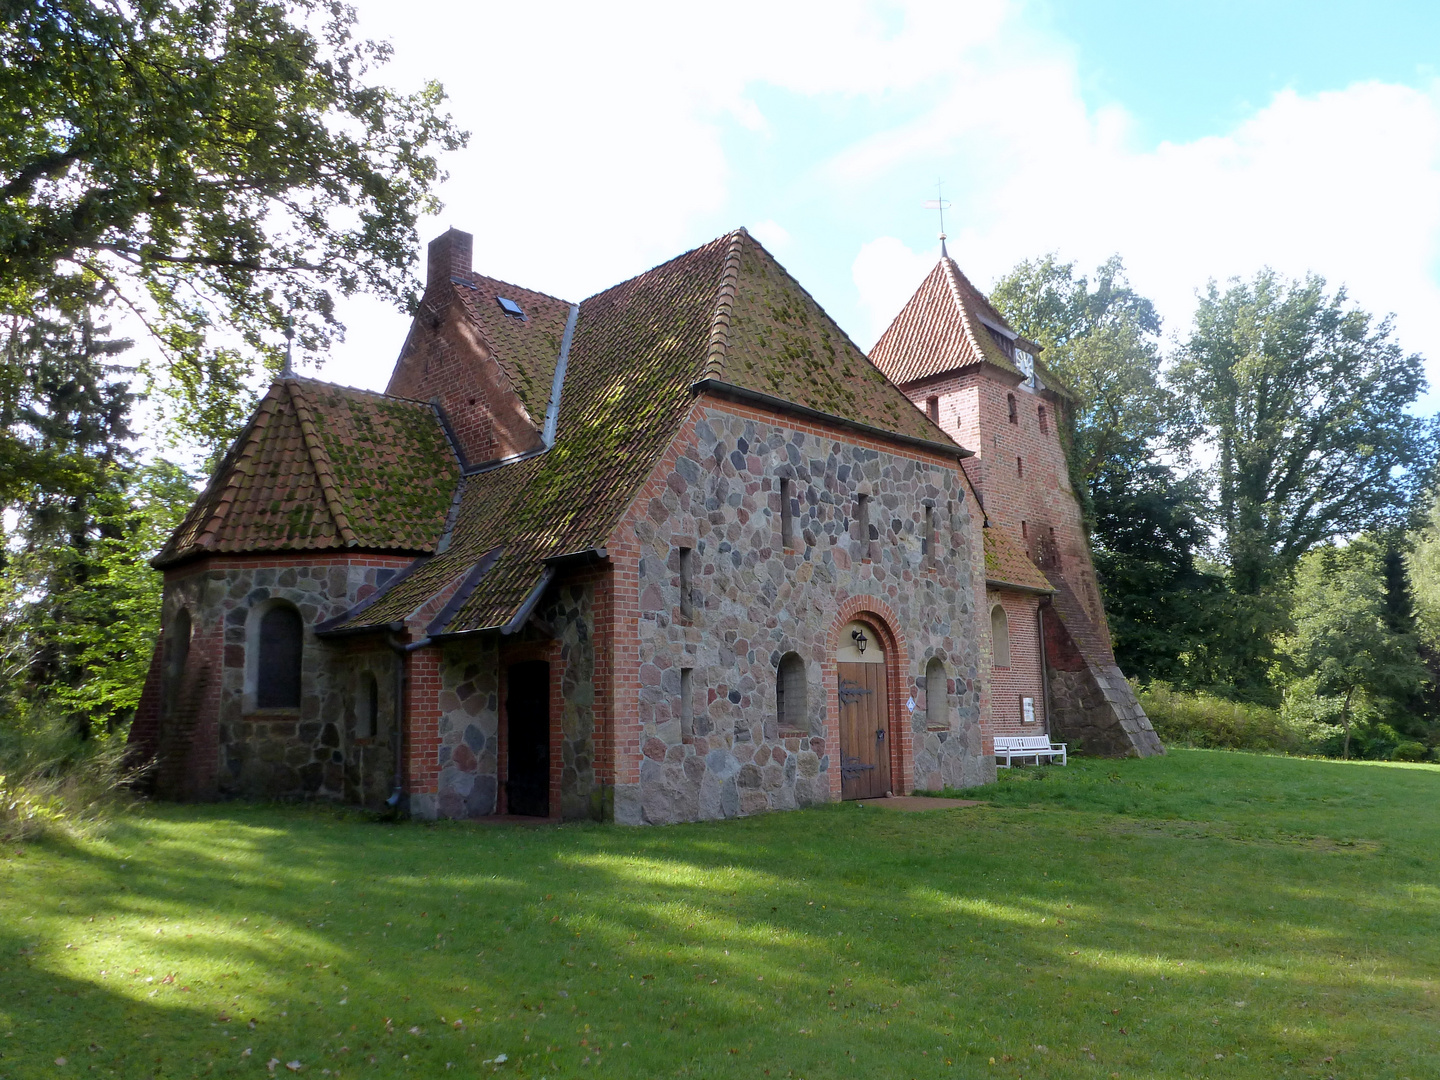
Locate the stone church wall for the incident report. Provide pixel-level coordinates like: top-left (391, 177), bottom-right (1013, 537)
top-left (153, 554), bottom-right (412, 801)
top-left (609, 397), bottom-right (990, 826)
top-left (421, 576), bottom-right (600, 822)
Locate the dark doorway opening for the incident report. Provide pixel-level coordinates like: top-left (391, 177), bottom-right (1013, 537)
top-left (506, 661), bottom-right (550, 817)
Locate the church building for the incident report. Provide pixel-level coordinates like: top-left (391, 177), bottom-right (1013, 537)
top-left (129, 226), bottom-right (1160, 824)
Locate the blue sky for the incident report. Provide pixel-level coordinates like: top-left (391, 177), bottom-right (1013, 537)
top-left (329, 1), bottom-right (1440, 407)
top-left (1045, 1), bottom-right (1440, 145)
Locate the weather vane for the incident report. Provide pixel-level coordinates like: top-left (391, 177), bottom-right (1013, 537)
top-left (282, 317), bottom-right (295, 378)
top-left (923, 179), bottom-right (952, 258)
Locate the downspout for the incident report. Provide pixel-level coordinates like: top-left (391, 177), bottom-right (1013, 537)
top-left (385, 634), bottom-right (433, 809)
top-left (1037, 600), bottom-right (1052, 739)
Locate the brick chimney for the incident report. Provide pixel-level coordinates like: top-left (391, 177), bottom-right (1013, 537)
top-left (426, 228), bottom-right (473, 290)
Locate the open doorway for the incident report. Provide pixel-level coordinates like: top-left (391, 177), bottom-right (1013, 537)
top-left (505, 660), bottom-right (550, 817)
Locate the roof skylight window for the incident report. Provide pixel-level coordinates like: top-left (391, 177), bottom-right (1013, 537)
top-left (496, 296), bottom-right (526, 320)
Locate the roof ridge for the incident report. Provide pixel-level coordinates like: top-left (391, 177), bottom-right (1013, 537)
top-left (193, 383), bottom-right (282, 551)
top-left (942, 257), bottom-right (991, 372)
top-left (285, 378), bottom-right (359, 548)
top-left (282, 374), bottom-right (436, 408)
top-left (462, 270), bottom-right (572, 307)
top-left (700, 228), bottom-right (746, 381)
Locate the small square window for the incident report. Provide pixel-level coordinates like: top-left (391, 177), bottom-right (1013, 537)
top-left (496, 296), bottom-right (526, 320)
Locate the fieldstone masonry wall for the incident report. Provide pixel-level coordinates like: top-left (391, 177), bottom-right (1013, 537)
top-left (154, 554), bottom-right (412, 801)
top-left (424, 578), bottom-right (600, 822)
top-left (426, 637), bottom-right (501, 820)
top-left (611, 399), bottom-right (991, 826)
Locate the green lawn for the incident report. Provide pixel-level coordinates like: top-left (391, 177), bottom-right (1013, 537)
top-left (2, 750), bottom-right (1437, 1079)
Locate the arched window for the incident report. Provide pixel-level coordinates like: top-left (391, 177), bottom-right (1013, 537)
top-left (356, 673), bottom-right (378, 739)
top-left (776, 652), bottom-right (807, 733)
top-left (1007, 394), bottom-right (1018, 424)
top-left (256, 604), bottom-right (303, 709)
top-left (991, 605), bottom-right (1011, 668)
top-left (925, 658), bottom-right (947, 729)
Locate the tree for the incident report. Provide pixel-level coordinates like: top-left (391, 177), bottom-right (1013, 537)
top-left (1, 461), bottom-right (196, 735)
top-left (1407, 489), bottom-right (1440, 653)
top-left (993, 257), bottom-right (1231, 689)
top-left (1172, 271), bottom-right (1430, 596)
top-left (1, 0), bottom-right (467, 444)
top-left (991, 255), bottom-right (1173, 510)
top-left (1087, 459), bottom-right (1232, 687)
top-left (0, 299), bottom-right (134, 513)
top-left (1284, 540), bottom-right (1428, 758)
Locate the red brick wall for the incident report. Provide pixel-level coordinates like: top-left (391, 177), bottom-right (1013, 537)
top-left (902, 368), bottom-right (1115, 659)
top-left (986, 589), bottom-right (1046, 737)
top-left (387, 232), bottom-right (543, 467)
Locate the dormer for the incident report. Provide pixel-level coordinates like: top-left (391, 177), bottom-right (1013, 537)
top-left (387, 229), bottom-right (574, 468)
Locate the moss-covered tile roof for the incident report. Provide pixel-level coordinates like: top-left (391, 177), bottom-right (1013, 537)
top-left (332, 229), bottom-right (966, 636)
top-left (983, 527), bottom-right (1053, 593)
top-left (705, 232), bottom-right (945, 443)
top-left (871, 256), bottom-right (1028, 385)
top-left (154, 378), bottom-right (459, 567)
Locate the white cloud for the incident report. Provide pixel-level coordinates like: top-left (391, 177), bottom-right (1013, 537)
top-left (749, 219), bottom-right (793, 254)
top-left (836, 45), bottom-right (1440, 386)
top-left (852, 235), bottom-right (937, 342)
top-left (319, 0), bottom-right (1440, 412)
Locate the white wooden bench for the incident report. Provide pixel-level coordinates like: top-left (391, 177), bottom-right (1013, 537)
top-left (994, 734), bottom-right (1067, 767)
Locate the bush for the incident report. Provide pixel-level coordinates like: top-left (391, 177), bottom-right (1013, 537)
top-left (1392, 741), bottom-right (1430, 762)
top-left (1139, 682), bottom-right (1321, 753)
top-left (0, 706), bottom-right (139, 842)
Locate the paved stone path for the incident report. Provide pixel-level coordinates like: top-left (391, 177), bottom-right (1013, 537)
top-left (855, 796), bottom-right (987, 812)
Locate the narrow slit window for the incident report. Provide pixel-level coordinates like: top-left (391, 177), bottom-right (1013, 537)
top-left (1008, 393), bottom-right (1018, 424)
top-left (1017, 456), bottom-right (1024, 478)
top-left (678, 547), bottom-right (694, 620)
top-left (926, 395), bottom-right (940, 423)
top-left (1021, 520), bottom-right (1028, 538)
top-left (857, 494), bottom-right (872, 559)
top-left (779, 478), bottom-right (795, 548)
top-left (1038, 405), bottom-right (1048, 434)
top-left (925, 658), bottom-right (947, 729)
top-left (991, 604), bottom-right (1011, 668)
top-left (923, 503), bottom-right (935, 563)
top-left (680, 668), bottom-right (693, 739)
top-left (357, 673), bottom-right (378, 739)
top-left (777, 653), bottom-right (806, 733)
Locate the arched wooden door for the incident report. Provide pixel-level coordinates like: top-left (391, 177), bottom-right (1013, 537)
top-left (837, 620), bottom-right (891, 800)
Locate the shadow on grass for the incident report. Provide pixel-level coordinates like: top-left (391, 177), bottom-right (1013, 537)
top-left (1, 751), bottom-right (1437, 1077)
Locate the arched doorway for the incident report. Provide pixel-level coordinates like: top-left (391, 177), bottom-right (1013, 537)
top-left (836, 619), bottom-right (891, 799)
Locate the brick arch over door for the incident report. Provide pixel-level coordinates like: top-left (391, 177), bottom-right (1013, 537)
top-left (823, 597), bottom-right (912, 800)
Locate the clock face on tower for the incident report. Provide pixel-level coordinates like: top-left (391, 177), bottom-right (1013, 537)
top-left (1015, 347), bottom-right (1036, 386)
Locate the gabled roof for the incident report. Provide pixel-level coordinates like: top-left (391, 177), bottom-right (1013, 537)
top-left (416, 271), bottom-right (574, 424)
top-left (154, 378), bottom-right (460, 567)
top-left (870, 256), bottom-right (1027, 385)
top-left (983, 528), bottom-right (1053, 593)
top-left (700, 232), bottom-right (945, 443)
top-left (328, 229), bottom-right (966, 637)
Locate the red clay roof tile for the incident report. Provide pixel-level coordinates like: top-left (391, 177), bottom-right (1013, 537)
top-left (155, 379), bottom-right (459, 567)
